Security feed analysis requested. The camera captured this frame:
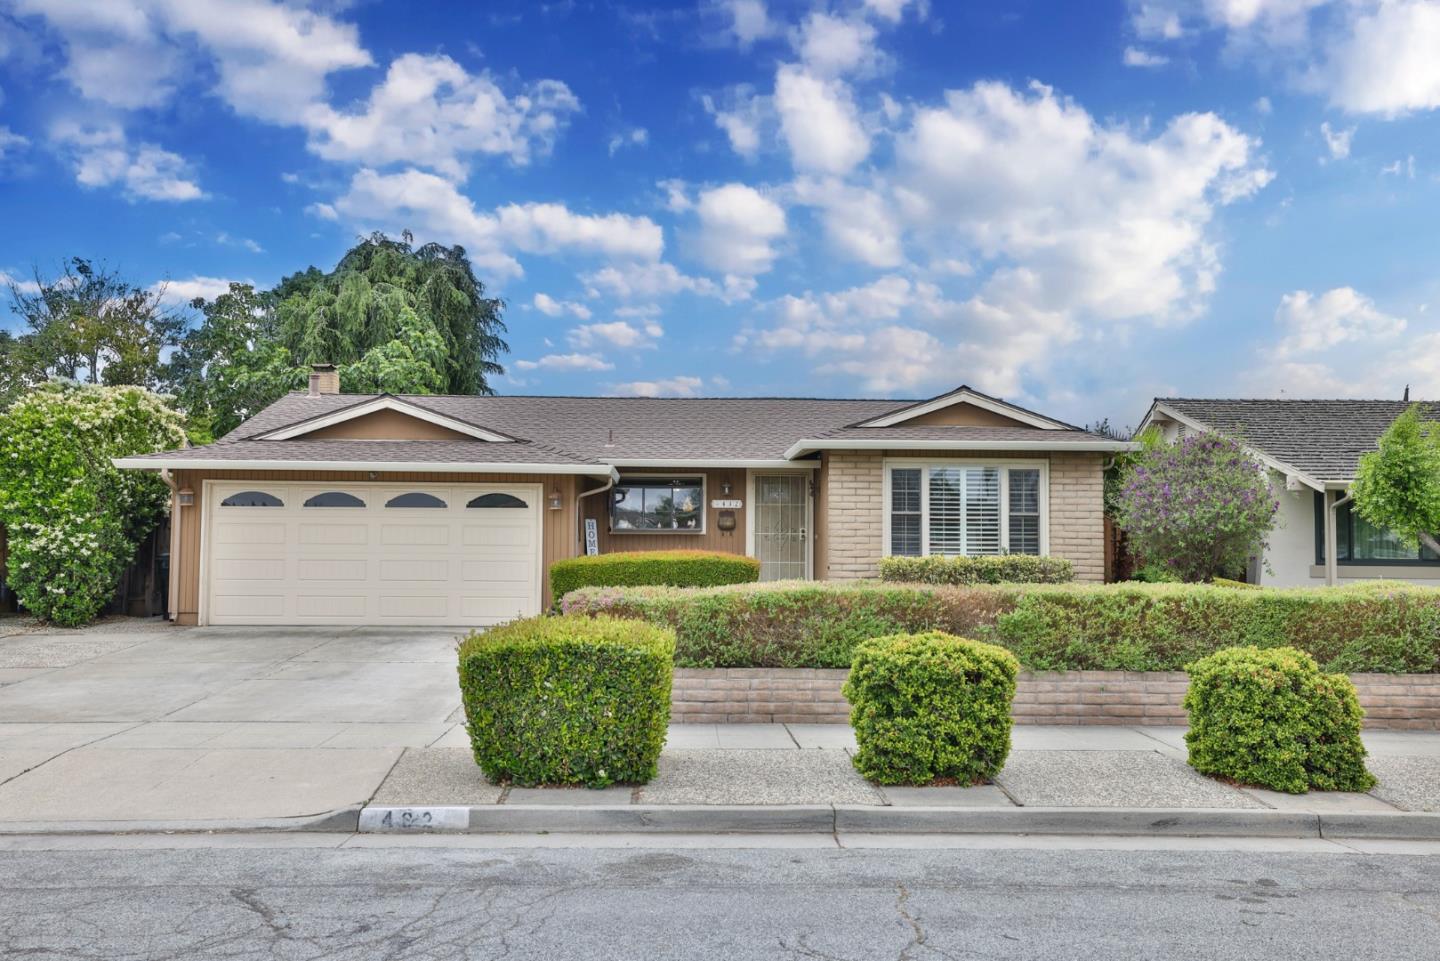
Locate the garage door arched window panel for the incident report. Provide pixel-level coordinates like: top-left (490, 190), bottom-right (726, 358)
top-left (467, 492), bottom-right (528, 509)
top-left (219, 490), bottom-right (284, 508)
top-left (386, 492), bottom-right (448, 509)
top-left (303, 491), bottom-right (366, 508)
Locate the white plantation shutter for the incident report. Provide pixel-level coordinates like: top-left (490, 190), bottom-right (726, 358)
top-left (964, 468), bottom-right (1001, 554)
top-left (925, 467), bottom-right (1000, 556)
top-left (928, 468), bottom-right (964, 554)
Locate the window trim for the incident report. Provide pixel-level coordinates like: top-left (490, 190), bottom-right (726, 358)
top-left (609, 473), bottom-right (707, 535)
top-left (881, 458), bottom-right (1050, 558)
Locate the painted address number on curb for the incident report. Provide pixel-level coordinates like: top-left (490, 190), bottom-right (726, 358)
top-left (359, 806), bottom-right (469, 832)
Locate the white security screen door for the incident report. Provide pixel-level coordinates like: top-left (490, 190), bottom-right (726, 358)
top-left (754, 474), bottom-right (809, 581)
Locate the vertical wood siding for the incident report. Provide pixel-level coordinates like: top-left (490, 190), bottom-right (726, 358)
top-left (579, 468), bottom-right (749, 556)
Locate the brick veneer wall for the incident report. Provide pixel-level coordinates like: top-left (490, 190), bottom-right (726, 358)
top-left (671, 668), bottom-right (1440, 729)
top-left (820, 449), bottom-right (1105, 582)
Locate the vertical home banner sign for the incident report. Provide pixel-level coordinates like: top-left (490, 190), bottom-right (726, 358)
top-left (584, 518), bottom-right (599, 556)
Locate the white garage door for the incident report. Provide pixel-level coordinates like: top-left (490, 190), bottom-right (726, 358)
top-left (203, 481), bottom-right (543, 626)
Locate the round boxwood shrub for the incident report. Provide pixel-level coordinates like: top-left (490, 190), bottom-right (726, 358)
top-left (843, 631), bottom-right (1019, 786)
top-left (457, 615), bottom-right (676, 787)
top-left (548, 549), bottom-right (759, 607)
top-left (1183, 646), bottom-right (1376, 794)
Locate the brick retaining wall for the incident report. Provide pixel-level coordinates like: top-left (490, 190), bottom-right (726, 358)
top-left (671, 668), bottom-right (1440, 729)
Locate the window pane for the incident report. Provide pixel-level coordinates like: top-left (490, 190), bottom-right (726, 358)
top-left (611, 478), bottom-right (704, 531)
top-left (385, 492), bottom-right (447, 509)
top-left (467, 493), bottom-right (528, 509)
top-left (1008, 469), bottom-right (1041, 555)
top-left (220, 490), bottom-right (283, 507)
top-left (1352, 511), bottom-right (1416, 560)
top-left (303, 491), bottom-right (365, 508)
top-left (1009, 515), bottom-right (1041, 555)
top-left (891, 514), bottom-right (921, 556)
top-left (891, 468), bottom-right (920, 513)
top-left (1009, 469), bottom-right (1040, 515)
top-left (889, 468), bottom-right (922, 556)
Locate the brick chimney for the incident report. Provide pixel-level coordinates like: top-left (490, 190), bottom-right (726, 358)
top-left (308, 363), bottom-right (340, 396)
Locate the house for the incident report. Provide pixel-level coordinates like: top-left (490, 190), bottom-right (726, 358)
top-left (113, 366), bottom-right (1130, 626)
top-left (1138, 398), bottom-right (1436, 587)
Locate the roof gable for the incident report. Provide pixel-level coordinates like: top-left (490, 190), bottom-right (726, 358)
top-left (853, 386), bottom-right (1074, 430)
top-left (255, 395), bottom-right (520, 443)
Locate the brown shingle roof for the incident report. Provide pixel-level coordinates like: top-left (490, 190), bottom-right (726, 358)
top-left (119, 391), bottom-right (1127, 471)
top-left (1155, 398), bottom-right (1433, 482)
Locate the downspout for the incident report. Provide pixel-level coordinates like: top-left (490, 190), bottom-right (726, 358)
top-left (160, 469), bottom-right (181, 621)
top-left (1326, 489), bottom-right (1353, 587)
top-left (574, 471), bottom-right (617, 554)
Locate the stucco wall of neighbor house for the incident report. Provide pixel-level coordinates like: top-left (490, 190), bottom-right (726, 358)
top-left (820, 449), bottom-right (1106, 582)
top-left (168, 469), bottom-right (581, 626)
top-left (1262, 470), bottom-right (1320, 587)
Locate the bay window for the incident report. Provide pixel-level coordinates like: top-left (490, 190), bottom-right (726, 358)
top-left (885, 462), bottom-right (1046, 557)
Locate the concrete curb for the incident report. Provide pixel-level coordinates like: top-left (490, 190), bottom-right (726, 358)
top-left (0, 805), bottom-right (361, 836)
top-left (354, 804), bottom-right (1440, 840)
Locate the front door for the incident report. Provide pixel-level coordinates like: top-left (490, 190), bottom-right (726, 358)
top-left (753, 474), bottom-right (810, 581)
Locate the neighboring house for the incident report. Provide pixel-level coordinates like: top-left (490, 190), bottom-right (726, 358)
top-left (1139, 398), bottom-right (1434, 587)
top-left (114, 366), bottom-right (1129, 626)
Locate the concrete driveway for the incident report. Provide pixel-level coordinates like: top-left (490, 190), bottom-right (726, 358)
top-left (0, 619), bottom-right (470, 824)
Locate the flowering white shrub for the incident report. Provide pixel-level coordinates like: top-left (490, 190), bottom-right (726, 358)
top-left (0, 382), bottom-right (186, 626)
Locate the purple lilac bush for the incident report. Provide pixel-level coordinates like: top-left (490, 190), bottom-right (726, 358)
top-left (1116, 432), bottom-right (1278, 583)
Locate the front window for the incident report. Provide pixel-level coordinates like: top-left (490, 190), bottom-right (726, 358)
top-left (886, 464), bottom-right (1045, 557)
top-left (1317, 495), bottom-right (1440, 563)
top-left (611, 476), bottom-right (704, 532)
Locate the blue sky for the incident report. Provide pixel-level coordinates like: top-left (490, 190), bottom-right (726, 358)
top-left (2, 0), bottom-right (1439, 428)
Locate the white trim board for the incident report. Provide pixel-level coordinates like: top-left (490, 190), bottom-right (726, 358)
top-left (855, 388), bottom-right (1074, 430)
top-left (601, 458), bottom-right (818, 470)
top-left (114, 457), bottom-right (617, 479)
top-left (783, 438), bottom-right (1135, 459)
top-left (255, 396), bottom-right (517, 443)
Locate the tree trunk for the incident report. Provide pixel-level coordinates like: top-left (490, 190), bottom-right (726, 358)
top-left (1420, 532), bottom-right (1440, 557)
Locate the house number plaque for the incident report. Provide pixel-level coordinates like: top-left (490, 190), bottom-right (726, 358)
top-left (711, 499), bottom-right (743, 509)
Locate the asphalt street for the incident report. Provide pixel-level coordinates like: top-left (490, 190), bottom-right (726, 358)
top-left (2, 836), bottom-right (1439, 960)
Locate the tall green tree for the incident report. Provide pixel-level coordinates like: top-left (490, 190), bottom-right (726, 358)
top-left (2, 259), bottom-right (184, 405)
top-left (167, 283), bottom-right (305, 442)
top-left (166, 233), bottom-right (510, 440)
top-left (274, 232), bottom-right (507, 395)
top-left (1351, 404), bottom-right (1440, 555)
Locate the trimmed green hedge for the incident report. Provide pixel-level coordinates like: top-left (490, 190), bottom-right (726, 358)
top-left (549, 549), bottom-right (759, 606)
top-left (457, 615), bottom-right (675, 787)
top-left (845, 632), bottom-right (1018, 785)
top-left (561, 580), bottom-right (1440, 673)
top-left (879, 554), bottom-right (1073, 585)
top-left (1184, 646), bottom-right (1375, 793)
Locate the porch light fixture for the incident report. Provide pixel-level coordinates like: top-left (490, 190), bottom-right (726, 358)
top-left (720, 481), bottom-right (733, 496)
top-left (548, 489), bottom-right (564, 511)
top-left (177, 488), bottom-right (195, 507)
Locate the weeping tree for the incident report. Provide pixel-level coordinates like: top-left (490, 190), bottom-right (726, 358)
top-left (167, 233), bottom-right (510, 440)
top-left (273, 232), bottom-right (507, 395)
top-left (1351, 405), bottom-right (1440, 555)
